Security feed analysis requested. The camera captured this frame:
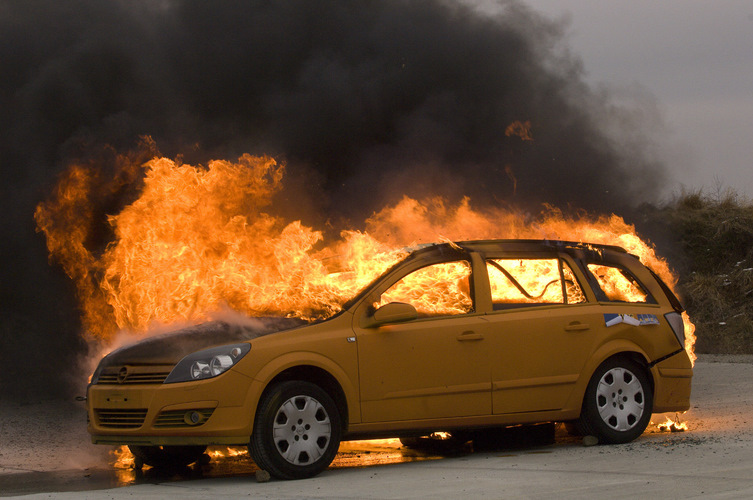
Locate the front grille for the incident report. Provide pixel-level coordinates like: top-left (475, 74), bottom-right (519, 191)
top-left (97, 365), bottom-right (172, 385)
top-left (95, 408), bottom-right (148, 429)
top-left (154, 408), bottom-right (215, 428)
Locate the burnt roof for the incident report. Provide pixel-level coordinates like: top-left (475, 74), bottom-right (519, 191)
top-left (407, 239), bottom-right (629, 260)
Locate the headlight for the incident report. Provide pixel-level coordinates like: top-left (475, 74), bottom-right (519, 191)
top-left (164, 343), bottom-right (251, 384)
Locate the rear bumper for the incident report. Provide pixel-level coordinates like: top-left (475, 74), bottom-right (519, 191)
top-left (651, 353), bottom-right (693, 413)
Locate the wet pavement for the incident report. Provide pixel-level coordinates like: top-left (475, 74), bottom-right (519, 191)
top-left (0, 439), bottom-right (450, 496)
top-left (0, 425), bottom-right (560, 496)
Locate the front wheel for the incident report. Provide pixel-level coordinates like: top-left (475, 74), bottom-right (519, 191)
top-left (575, 357), bottom-right (653, 444)
top-left (249, 381), bottom-right (341, 479)
top-left (128, 445), bottom-right (207, 469)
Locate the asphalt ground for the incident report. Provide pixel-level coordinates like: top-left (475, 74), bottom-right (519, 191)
top-left (1, 355), bottom-right (752, 499)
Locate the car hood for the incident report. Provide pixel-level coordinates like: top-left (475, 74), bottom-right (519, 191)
top-left (99, 317), bottom-right (307, 367)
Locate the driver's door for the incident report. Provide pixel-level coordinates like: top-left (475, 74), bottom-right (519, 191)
top-left (353, 259), bottom-right (492, 423)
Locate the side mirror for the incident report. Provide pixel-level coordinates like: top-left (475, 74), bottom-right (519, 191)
top-left (364, 302), bottom-right (418, 328)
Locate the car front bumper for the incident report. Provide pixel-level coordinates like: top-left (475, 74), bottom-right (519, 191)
top-left (87, 370), bottom-right (261, 446)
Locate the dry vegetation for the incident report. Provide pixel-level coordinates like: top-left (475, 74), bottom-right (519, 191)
top-left (641, 188), bottom-right (753, 354)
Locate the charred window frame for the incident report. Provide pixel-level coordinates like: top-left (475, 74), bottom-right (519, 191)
top-left (646, 267), bottom-right (685, 313)
top-left (559, 258), bottom-right (588, 304)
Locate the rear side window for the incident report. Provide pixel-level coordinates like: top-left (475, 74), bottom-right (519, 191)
top-left (587, 263), bottom-right (655, 303)
top-left (486, 258), bottom-right (586, 309)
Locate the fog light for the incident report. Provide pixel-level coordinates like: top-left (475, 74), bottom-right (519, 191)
top-left (185, 411), bottom-right (203, 425)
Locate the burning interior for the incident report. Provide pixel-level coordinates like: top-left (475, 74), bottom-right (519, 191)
top-left (34, 144), bottom-right (696, 362)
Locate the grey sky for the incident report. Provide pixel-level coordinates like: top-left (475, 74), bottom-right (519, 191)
top-left (520, 0), bottom-right (753, 199)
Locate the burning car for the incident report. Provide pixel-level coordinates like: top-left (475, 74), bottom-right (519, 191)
top-left (87, 239), bottom-right (692, 479)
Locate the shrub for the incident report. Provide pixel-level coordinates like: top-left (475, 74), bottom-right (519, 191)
top-left (640, 188), bottom-right (753, 354)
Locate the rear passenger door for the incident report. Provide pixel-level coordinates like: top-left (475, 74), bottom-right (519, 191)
top-left (483, 255), bottom-right (602, 414)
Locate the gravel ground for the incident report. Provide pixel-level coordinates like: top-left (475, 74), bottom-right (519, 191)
top-left (0, 399), bottom-right (106, 475)
top-left (1, 355), bottom-right (752, 498)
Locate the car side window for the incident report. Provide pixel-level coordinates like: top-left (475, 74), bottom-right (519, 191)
top-left (486, 258), bottom-right (586, 309)
top-left (586, 263), bottom-right (654, 303)
top-left (377, 261), bottom-right (473, 317)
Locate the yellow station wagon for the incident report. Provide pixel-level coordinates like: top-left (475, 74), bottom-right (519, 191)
top-left (87, 239), bottom-right (692, 479)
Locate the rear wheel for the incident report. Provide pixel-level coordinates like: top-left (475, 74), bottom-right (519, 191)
top-left (128, 445), bottom-right (207, 469)
top-left (249, 381), bottom-right (341, 479)
top-left (575, 357), bottom-right (652, 444)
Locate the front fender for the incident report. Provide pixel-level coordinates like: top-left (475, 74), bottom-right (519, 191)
top-left (243, 351), bottom-right (360, 431)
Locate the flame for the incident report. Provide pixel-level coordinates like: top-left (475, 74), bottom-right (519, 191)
top-left (110, 445), bottom-right (136, 469)
top-left (206, 446), bottom-right (248, 459)
top-left (111, 445), bottom-right (248, 468)
top-left (35, 146), bottom-right (696, 364)
top-left (505, 120), bottom-right (533, 141)
top-left (377, 260), bottom-right (473, 316)
top-left (657, 414), bottom-right (689, 432)
top-left (587, 264), bottom-right (648, 303)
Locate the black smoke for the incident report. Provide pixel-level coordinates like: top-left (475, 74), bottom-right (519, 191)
top-left (0, 0), bottom-right (668, 400)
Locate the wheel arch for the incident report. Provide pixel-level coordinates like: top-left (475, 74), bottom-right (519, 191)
top-left (571, 350), bottom-right (656, 443)
top-left (262, 365), bottom-right (350, 432)
top-left (596, 351), bottom-right (655, 394)
top-left (244, 352), bottom-right (358, 437)
top-left (566, 341), bottom-right (655, 415)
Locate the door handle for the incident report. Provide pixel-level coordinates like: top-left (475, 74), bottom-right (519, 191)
top-left (457, 331), bottom-right (484, 341)
top-left (564, 322), bottom-right (590, 331)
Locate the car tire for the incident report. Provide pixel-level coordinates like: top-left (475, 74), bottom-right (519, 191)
top-left (575, 357), bottom-right (653, 444)
top-left (249, 381), bottom-right (341, 480)
top-left (128, 445), bottom-right (207, 469)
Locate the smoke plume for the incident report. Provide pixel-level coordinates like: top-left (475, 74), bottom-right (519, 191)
top-left (0, 0), bottom-right (667, 400)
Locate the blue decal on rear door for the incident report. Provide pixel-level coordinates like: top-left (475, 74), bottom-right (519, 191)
top-left (604, 313), bottom-right (659, 327)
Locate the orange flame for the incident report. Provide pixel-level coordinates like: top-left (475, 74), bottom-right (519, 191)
top-left (34, 148), bottom-right (696, 363)
top-left (206, 446), bottom-right (248, 459)
top-left (657, 414), bottom-right (689, 432)
top-left (505, 120), bottom-right (533, 141)
top-left (110, 445), bottom-right (135, 469)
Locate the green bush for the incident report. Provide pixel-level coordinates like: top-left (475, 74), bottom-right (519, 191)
top-left (641, 188), bottom-right (753, 354)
